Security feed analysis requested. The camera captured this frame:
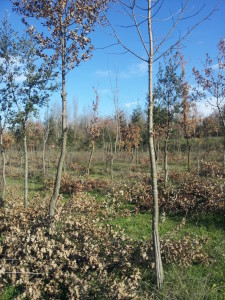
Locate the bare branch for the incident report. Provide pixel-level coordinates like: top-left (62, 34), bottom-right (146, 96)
top-left (129, 0), bottom-right (149, 56)
top-left (153, 2), bottom-right (219, 62)
top-left (106, 17), bottom-right (148, 62)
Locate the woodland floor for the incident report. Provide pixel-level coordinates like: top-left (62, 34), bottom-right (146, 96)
top-left (0, 150), bottom-right (225, 299)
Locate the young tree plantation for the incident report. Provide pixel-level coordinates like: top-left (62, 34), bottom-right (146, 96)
top-left (0, 1), bottom-right (224, 299)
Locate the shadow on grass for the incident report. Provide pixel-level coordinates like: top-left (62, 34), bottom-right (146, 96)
top-left (187, 213), bottom-right (225, 232)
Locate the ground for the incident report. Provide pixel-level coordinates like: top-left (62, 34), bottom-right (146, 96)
top-left (0, 146), bottom-right (225, 299)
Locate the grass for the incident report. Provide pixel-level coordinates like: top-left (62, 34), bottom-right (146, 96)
top-left (0, 286), bottom-right (26, 300)
top-left (87, 190), bottom-right (106, 203)
top-left (108, 211), bottom-right (225, 299)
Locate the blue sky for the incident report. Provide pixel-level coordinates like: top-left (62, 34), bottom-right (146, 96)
top-left (1, 0), bottom-right (225, 119)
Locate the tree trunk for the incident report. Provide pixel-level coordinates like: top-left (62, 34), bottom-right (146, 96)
top-left (164, 138), bottom-right (168, 187)
top-left (48, 148), bottom-right (51, 170)
top-left (87, 141), bottom-right (94, 178)
top-left (148, 0), bottom-right (164, 288)
top-left (2, 151), bottom-right (6, 203)
top-left (24, 130), bottom-right (28, 208)
top-left (43, 142), bottom-right (46, 176)
top-left (43, 103), bottom-right (50, 177)
top-left (49, 20), bottom-right (67, 217)
top-left (129, 151), bottom-right (134, 166)
top-left (136, 146), bottom-right (139, 166)
top-left (110, 157), bottom-right (114, 182)
top-left (187, 138), bottom-right (191, 172)
top-left (0, 121), bottom-right (6, 205)
top-left (223, 142), bottom-right (225, 176)
top-left (157, 138), bottom-right (160, 168)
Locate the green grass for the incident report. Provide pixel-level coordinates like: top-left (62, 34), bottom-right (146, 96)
top-left (0, 286), bottom-right (27, 300)
top-left (109, 212), bottom-right (186, 241)
top-left (87, 190), bottom-right (106, 203)
top-left (107, 211), bottom-right (225, 298)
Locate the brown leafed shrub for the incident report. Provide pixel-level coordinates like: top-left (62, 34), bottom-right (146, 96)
top-left (0, 193), bottom-right (210, 299)
top-left (69, 162), bottom-right (86, 173)
top-left (45, 174), bottom-right (110, 195)
top-left (109, 173), bottom-right (225, 215)
top-left (160, 175), bottom-right (225, 214)
top-left (199, 159), bottom-right (224, 178)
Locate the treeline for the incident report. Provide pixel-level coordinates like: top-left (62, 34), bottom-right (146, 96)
top-left (2, 102), bottom-right (224, 153)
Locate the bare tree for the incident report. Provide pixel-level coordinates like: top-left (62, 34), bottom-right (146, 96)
top-left (106, 0), bottom-right (219, 288)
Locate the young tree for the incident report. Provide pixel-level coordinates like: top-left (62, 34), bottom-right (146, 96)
top-left (120, 122), bottom-right (142, 166)
top-left (193, 39), bottom-right (225, 174)
top-left (87, 88), bottom-right (101, 178)
top-left (106, 0), bottom-right (218, 287)
top-left (0, 13), bottom-right (18, 204)
top-left (152, 104), bottom-right (168, 167)
top-left (12, 0), bottom-right (111, 216)
top-left (131, 104), bottom-right (146, 157)
top-left (10, 33), bottom-right (55, 208)
top-left (154, 52), bottom-right (182, 186)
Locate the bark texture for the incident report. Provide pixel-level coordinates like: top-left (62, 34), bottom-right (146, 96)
top-left (49, 20), bottom-right (67, 217)
top-left (0, 119), bottom-right (6, 206)
top-left (24, 130), bottom-right (28, 208)
top-left (148, 0), bottom-right (164, 288)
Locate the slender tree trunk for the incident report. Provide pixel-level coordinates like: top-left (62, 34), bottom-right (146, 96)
top-left (148, 0), bottom-right (164, 288)
top-left (43, 142), bottom-right (46, 176)
top-left (136, 146), bottom-right (139, 166)
top-left (129, 151), bottom-right (134, 166)
top-left (2, 151), bottom-right (6, 203)
top-left (157, 138), bottom-right (160, 168)
top-left (48, 148), bottom-right (51, 170)
top-left (43, 103), bottom-right (50, 176)
top-left (187, 138), bottom-right (191, 172)
top-left (110, 156), bottom-right (113, 182)
top-left (24, 130), bottom-right (28, 208)
top-left (87, 141), bottom-right (94, 178)
top-left (49, 21), bottom-right (67, 217)
top-left (110, 141), bottom-right (114, 182)
top-left (20, 155), bottom-right (23, 173)
top-left (223, 142), bottom-right (225, 176)
top-left (164, 138), bottom-right (168, 187)
top-left (0, 121), bottom-right (6, 205)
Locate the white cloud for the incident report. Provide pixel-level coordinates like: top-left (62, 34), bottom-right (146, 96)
top-left (15, 74), bottom-right (26, 82)
top-left (190, 84), bottom-right (223, 116)
top-left (119, 62), bottom-right (147, 79)
top-left (196, 101), bottom-right (214, 116)
top-left (98, 88), bottom-right (110, 95)
top-left (95, 62), bottom-right (148, 80)
top-left (124, 101), bottom-right (138, 108)
top-left (95, 70), bottom-right (111, 77)
top-left (211, 63), bottom-right (219, 70)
